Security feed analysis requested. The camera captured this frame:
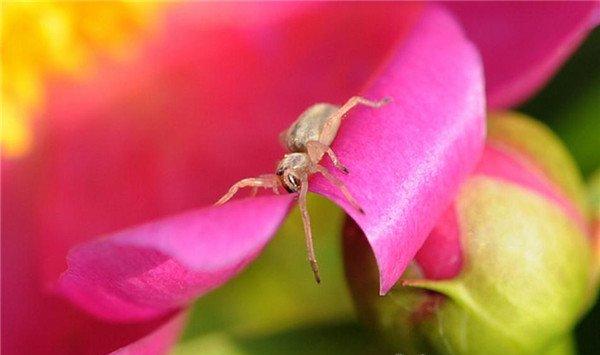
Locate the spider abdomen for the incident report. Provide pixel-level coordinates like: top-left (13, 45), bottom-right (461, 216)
top-left (283, 103), bottom-right (340, 152)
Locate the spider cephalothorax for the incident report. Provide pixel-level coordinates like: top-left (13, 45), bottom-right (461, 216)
top-left (276, 153), bottom-right (309, 193)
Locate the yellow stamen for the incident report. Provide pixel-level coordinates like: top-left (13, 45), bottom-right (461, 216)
top-left (1, 2), bottom-right (162, 158)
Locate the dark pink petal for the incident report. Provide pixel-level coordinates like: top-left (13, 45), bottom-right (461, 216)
top-left (5, 2), bottom-right (424, 349)
top-left (58, 195), bottom-right (293, 321)
top-left (53, 3), bottom-right (479, 320)
top-left (445, 1), bottom-right (600, 108)
top-left (34, 2), bottom-right (422, 323)
top-left (38, 2), bottom-right (420, 287)
top-left (414, 207), bottom-right (462, 280)
top-left (111, 312), bottom-right (186, 355)
top-left (309, 5), bottom-right (486, 294)
top-left (2, 161), bottom-right (183, 354)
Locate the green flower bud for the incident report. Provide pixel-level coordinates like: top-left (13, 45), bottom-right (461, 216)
top-left (344, 113), bottom-right (594, 355)
top-left (587, 169), bottom-right (600, 300)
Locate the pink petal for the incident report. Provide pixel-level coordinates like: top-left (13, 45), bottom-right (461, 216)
top-left (414, 206), bottom-right (463, 280)
top-left (111, 312), bottom-right (187, 355)
top-left (5, 2), bottom-right (423, 350)
top-left (309, 5), bottom-right (486, 294)
top-left (38, 2), bottom-right (420, 288)
top-left (2, 161), bottom-right (183, 354)
top-left (53, 3), bottom-right (481, 320)
top-left (445, 1), bottom-right (600, 108)
top-left (58, 195), bottom-right (293, 321)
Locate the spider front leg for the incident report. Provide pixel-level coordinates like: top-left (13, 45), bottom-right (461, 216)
top-left (306, 140), bottom-right (348, 174)
top-left (319, 95), bottom-right (391, 144)
top-left (338, 96), bottom-right (392, 117)
top-left (298, 175), bottom-right (320, 283)
top-left (215, 174), bottom-right (281, 206)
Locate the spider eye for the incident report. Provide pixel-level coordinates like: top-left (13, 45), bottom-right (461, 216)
top-left (276, 168), bottom-right (284, 176)
top-left (287, 175), bottom-right (299, 187)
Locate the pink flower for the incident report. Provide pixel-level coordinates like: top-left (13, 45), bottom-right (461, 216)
top-left (2, 2), bottom-right (598, 353)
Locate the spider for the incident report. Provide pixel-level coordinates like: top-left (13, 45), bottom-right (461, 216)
top-left (215, 96), bottom-right (391, 283)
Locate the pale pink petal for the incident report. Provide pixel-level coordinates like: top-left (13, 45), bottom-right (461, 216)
top-left (309, 5), bottom-right (486, 294)
top-left (58, 195), bottom-right (293, 321)
top-left (445, 1), bottom-right (600, 108)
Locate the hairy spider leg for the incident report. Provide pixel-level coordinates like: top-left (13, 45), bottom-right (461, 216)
top-left (319, 96), bottom-right (391, 145)
top-left (298, 175), bottom-right (320, 283)
top-left (315, 165), bottom-right (364, 214)
top-left (215, 174), bottom-right (281, 206)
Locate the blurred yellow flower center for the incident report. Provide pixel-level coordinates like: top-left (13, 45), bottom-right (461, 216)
top-left (1, 2), bottom-right (161, 158)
